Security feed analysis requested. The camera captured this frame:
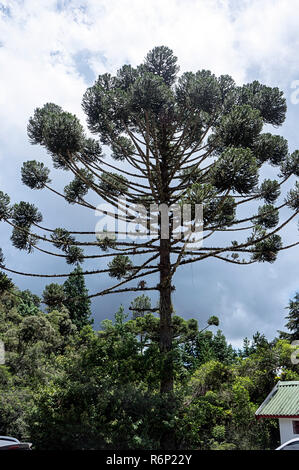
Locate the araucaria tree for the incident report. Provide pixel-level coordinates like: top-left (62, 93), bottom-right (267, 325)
top-left (42, 265), bottom-right (92, 329)
top-left (0, 46), bottom-right (298, 395)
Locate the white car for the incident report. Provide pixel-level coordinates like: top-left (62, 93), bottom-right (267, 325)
top-left (276, 438), bottom-right (299, 450)
top-left (0, 436), bottom-right (32, 450)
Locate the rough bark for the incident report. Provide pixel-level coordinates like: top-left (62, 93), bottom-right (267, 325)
top-left (159, 237), bottom-right (173, 394)
top-left (159, 237), bottom-right (176, 450)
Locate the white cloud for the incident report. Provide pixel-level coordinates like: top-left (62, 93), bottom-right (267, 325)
top-left (1, 0), bottom-right (299, 138)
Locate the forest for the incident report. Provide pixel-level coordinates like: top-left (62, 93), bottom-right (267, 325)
top-left (0, 267), bottom-right (298, 450)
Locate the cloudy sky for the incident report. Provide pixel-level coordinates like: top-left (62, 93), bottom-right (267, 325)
top-left (0, 0), bottom-right (298, 347)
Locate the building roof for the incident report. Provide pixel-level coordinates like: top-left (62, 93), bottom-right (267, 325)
top-left (255, 381), bottom-right (299, 419)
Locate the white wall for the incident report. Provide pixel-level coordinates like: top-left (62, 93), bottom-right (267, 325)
top-left (279, 418), bottom-right (299, 444)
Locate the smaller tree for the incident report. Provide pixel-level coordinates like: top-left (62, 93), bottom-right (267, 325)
top-left (210, 330), bottom-right (236, 364)
top-left (63, 265), bottom-right (92, 330)
top-left (42, 283), bottom-right (66, 312)
top-left (17, 289), bottom-right (40, 317)
top-left (130, 294), bottom-right (153, 320)
top-left (0, 271), bottom-right (14, 296)
top-left (279, 292), bottom-right (299, 342)
top-left (42, 265), bottom-right (92, 329)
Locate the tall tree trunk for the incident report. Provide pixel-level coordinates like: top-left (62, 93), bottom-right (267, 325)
top-left (159, 237), bottom-right (176, 449)
top-left (158, 143), bottom-right (176, 449)
top-left (159, 237), bottom-right (173, 393)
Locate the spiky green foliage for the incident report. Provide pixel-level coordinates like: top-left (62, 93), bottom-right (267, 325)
top-left (251, 234), bottom-right (283, 263)
top-left (99, 172), bottom-right (129, 196)
top-left (81, 138), bottom-right (102, 163)
top-left (286, 181), bottom-right (299, 210)
top-left (257, 204), bottom-right (279, 229)
top-left (108, 255), bottom-right (134, 280)
top-left (65, 246), bottom-right (84, 265)
top-left (259, 179), bottom-right (280, 204)
top-left (63, 265), bottom-right (92, 329)
top-left (0, 271), bottom-right (13, 295)
top-left (130, 294), bottom-right (152, 319)
top-left (237, 80), bottom-right (286, 125)
top-left (279, 292), bottom-right (299, 342)
top-left (0, 191), bottom-right (11, 220)
top-left (27, 103), bottom-right (87, 170)
top-left (10, 202), bottom-right (42, 252)
top-left (17, 289), bottom-right (41, 316)
top-left (208, 316), bottom-right (220, 327)
top-left (50, 228), bottom-right (75, 251)
top-left (212, 105), bottom-right (263, 152)
top-left (42, 283), bottom-right (66, 312)
top-left (27, 102), bottom-right (63, 144)
top-left (21, 161), bottom-right (51, 189)
top-left (253, 133), bottom-right (288, 165)
top-left (144, 45), bottom-right (180, 86)
top-left (0, 248), bottom-right (4, 266)
top-left (12, 201), bottom-right (42, 227)
top-left (111, 136), bottom-right (135, 161)
top-left (50, 228), bottom-right (83, 264)
top-left (211, 147), bottom-right (259, 194)
top-left (64, 170), bottom-right (94, 204)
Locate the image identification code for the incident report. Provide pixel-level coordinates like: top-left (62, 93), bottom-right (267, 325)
top-left (106, 454), bottom-right (192, 466)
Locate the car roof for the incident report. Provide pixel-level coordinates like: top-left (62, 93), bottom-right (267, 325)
top-left (282, 438), bottom-right (299, 444)
top-left (276, 437), bottom-right (299, 449)
top-left (0, 436), bottom-right (20, 443)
